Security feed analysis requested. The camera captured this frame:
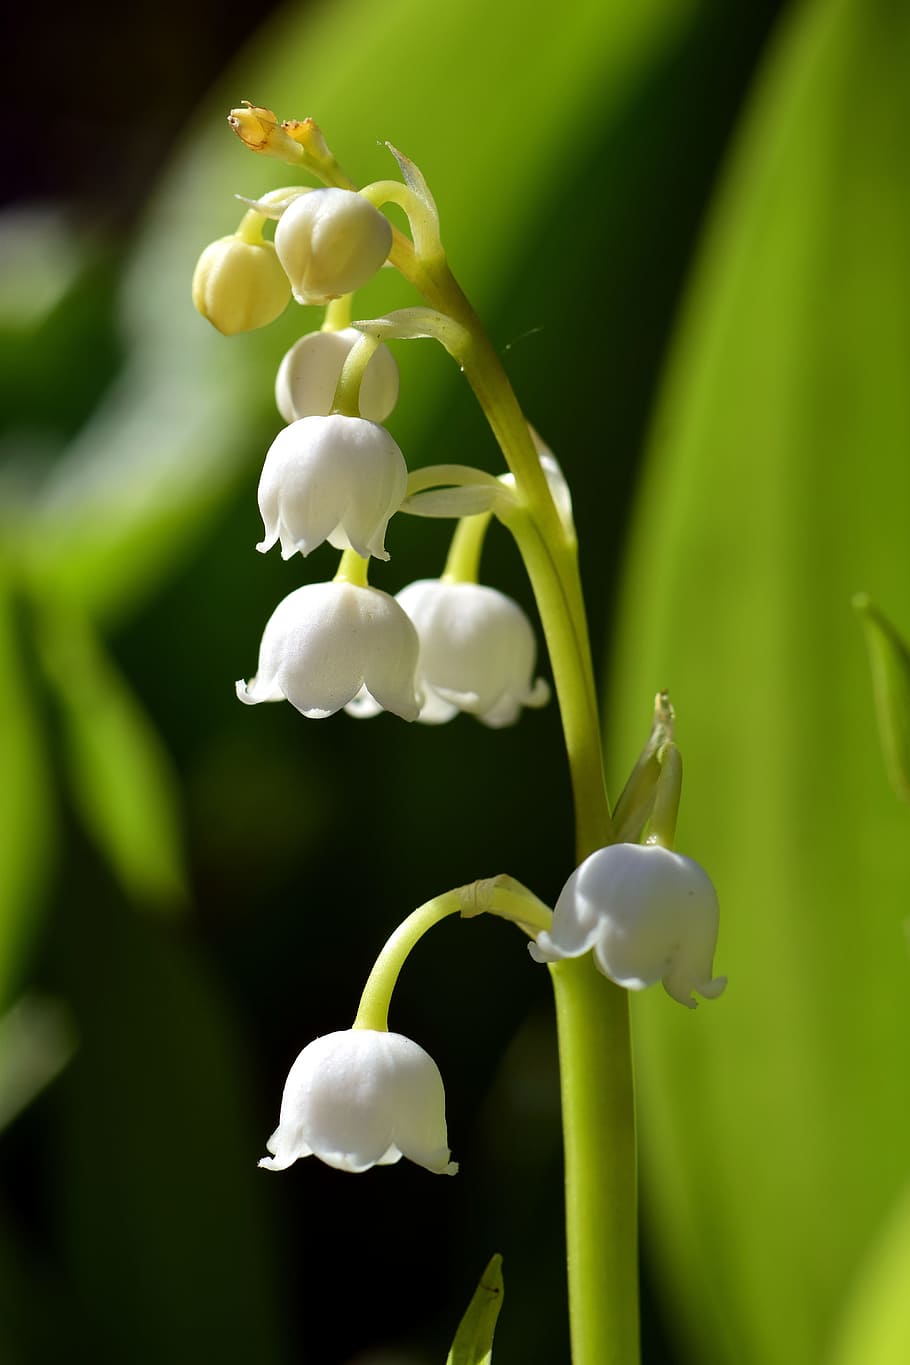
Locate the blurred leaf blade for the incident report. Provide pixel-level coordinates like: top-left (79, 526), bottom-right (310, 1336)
top-left (0, 994), bottom-right (76, 1134)
top-left (0, 570), bottom-right (56, 1009)
top-left (827, 1180), bottom-right (910, 1365)
top-left (605, 1), bottom-right (910, 1363)
top-left (854, 594), bottom-right (910, 802)
top-left (55, 893), bottom-right (286, 1364)
top-left (35, 602), bottom-right (188, 911)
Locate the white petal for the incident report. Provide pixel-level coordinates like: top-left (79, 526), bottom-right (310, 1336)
top-left (259, 1030), bottom-right (455, 1176)
top-left (275, 328), bottom-right (399, 423)
top-left (274, 189), bottom-right (392, 305)
top-left (530, 843), bottom-right (725, 1007)
top-left (396, 579), bottom-right (548, 727)
top-left (237, 581), bottom-right (419, 721)
top-left (257, 414), bottom-right (407, 563)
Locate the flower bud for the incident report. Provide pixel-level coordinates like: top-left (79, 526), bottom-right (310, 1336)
top-left (227, 103), bottom-right (304, 161)
top-left (192, 235), bottom-right (291, 335)
top-left (259, 1029), bottom-right (457, 1175)
top-left (274, 188), bottom-right (393, 306)
top-left (347, 579), bottom-right (548, 726)
top-left (275, 328), bottom-right (399, 424)
top-left (529, 842), bottom-right (727, 1008)
top-left (256, 414), bottom-right (407, 561)
top-left (236, 580), bottom-right (420, 721)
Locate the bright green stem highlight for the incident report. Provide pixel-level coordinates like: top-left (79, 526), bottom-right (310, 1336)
top-left (335, 332), bottom-right (381, 416)
top-left (323, 295), bottom-right (353, 331)
top-left (235, 209), bottom-right (268, 245)
top-left (550, 956), bottom-right (638, 1365)
top-left (405, 465), bottom-right (502, 497)
top-left (353, 881), bottom-right (551, 1032)
top-left (333, 549), bottom-right (369, 587)
top-left (442, 512), bottom-right (492, 584)
top-left (354, 892), bottom-right (461, 1032)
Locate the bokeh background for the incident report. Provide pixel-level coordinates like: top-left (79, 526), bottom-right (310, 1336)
top-left (2, 1), bottom-right (908, 1362)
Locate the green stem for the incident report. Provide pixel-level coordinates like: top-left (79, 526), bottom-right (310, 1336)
top-left (307, 148), bottom-right (637, 1362)
top-left (353, 881), bottom-right (552, 1032)
top-left (333, 549), bottom-right (369, 586)
top-left (503, 510), bottom-right (607, 858)
top-left (335, 332), bottom-right (381, 416)
top-left (550, 957), bottom-right (638, 1365)
top-left (323, 295), bottom-right (353, 330)
top-left (389, 258), bottom-right (636, 1364)
top-left (354, 892), bottom-right (461, 1031)
top-left (442, 512), bottom-right (492, 584)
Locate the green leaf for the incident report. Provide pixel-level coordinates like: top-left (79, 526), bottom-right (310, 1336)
top-left (0, 568), bottom-right (55, 1009)
top-left (605, 1), bottom-right (910, 1364)
top-left (34, 602), bottom-right (187, 911)
top-left (0, 994), bottom-right (76, 1134)
top-left (446, 1255), bottom-right (505, 1365)
top-left (854, 594), bottom-right (910, 802)
top-left (53, 891), bottom-right (286, 1364)
top-left (828, 1182), bottom-right (910, 1365)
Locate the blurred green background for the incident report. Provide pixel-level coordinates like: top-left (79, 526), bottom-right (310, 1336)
top-left (2, 0), bottom-right (908, 1362)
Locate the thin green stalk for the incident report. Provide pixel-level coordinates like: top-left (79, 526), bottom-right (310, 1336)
top-left (314, 148), bottom-right (637, 1362)
top-left (550, 958), bottom-right (638, 1365)
top-left (442, 512), bottom-right (492, 584)
top-left (354, 892), bottom-right (461, 1031)
top-left (394, 257), bottom-right (637, 1365)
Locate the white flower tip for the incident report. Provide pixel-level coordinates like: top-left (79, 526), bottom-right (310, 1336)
top-left (527, 677), bottom-right (551, 709)
top-left (663, 971), bottom-right (727, 1009)
top-left (527, 936), bottom-right (554, 964)
top-left (235, 678), bottom-right (254, 704)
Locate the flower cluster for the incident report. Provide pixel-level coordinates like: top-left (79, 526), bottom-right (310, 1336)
top-left (193, 113), bottom-right (726, 1203)
top-left (193, 151), bottom-right (552, 731)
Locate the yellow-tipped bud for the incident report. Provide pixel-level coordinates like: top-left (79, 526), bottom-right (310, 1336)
top-left (192, 235), bottom-right (291, 335)
top-left (281, 117), bottom-right (333, 163)
top-left (227, 103), bottom-right (303, 163)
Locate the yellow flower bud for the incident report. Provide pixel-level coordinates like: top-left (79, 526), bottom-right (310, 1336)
top-left (192, 235), bottom-right (290, 335)
top-left (226, 103), bottom-right (303, 163)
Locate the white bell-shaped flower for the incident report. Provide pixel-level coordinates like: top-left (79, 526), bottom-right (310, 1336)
top-left (257, 414), bottom-right (408, 562)
top-left (529, 842), bottom-right (726, 1008)
top-left (259, 1029), bottom-right (458, 1175)
top-left (275, 328), bottom-right (399, 424)
top-left (236, 581), bottom-right (420, 721)
top-left (274, 188), bottom-right (393, 306)
top-left (348, 579), bottom-right (549, 726)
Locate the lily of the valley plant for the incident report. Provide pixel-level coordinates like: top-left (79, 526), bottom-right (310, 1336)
top-left (193, 102), bottom-right (726, 1365)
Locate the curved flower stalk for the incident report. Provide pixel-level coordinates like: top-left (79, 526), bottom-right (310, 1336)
top-left (274, 187), bottom-right (393, 304)
top-left (236, 580), bottom-right (420, 720)
top-left (260, 1029), bottom-right (457, 1175)
top-left (530, 842), bottom-right (727, 1008)
top-left (275, 328), bottom-right (399, 423)
top-left (256, 414), bottom-right (408, 561)
top-left (347, 578), bottom-right (550, 726)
